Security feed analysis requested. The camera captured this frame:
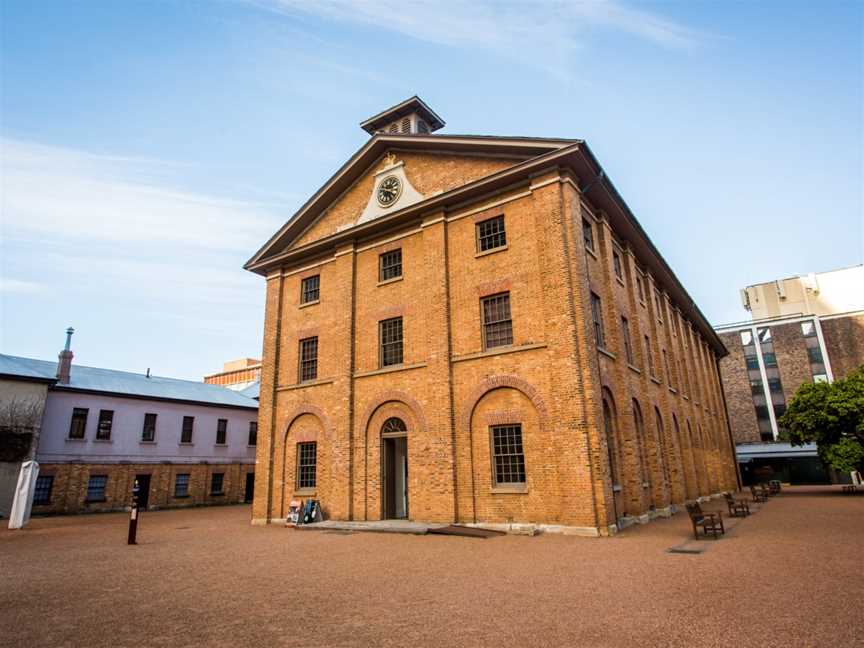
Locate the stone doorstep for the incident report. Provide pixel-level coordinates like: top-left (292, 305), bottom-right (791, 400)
top-left (292, 520), bottom-right (442, 535)
top-left (273, 519), bottom-right (612, 538)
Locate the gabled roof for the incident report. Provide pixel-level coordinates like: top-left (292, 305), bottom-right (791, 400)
top-left (360, 95), bottom-right (445, 134)
top-left (243, 132), bottom-right (727, 356)
top-left (244, 133), bottom-right (576, 272)
top-left (0, 354), bottom-right (258, 410)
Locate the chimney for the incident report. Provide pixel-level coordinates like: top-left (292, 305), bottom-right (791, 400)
top-left (57, 327), bottom-right (74, 384)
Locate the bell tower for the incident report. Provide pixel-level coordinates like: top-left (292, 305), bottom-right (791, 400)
top-left (360, 95), bottom-right (445, 136)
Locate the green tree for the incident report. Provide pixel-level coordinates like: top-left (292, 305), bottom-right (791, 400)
top-left (778, 365), bottom-right (864, 473)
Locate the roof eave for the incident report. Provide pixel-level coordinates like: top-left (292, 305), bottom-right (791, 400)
top-left (574, 143), bottom-right (728, 356)
top-left (243, 134), bottom-right (576, 271)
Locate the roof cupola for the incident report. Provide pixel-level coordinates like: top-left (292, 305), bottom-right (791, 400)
top-left (359, 96), bottom-right (445, 136)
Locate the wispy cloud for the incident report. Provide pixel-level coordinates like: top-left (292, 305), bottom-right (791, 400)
top-left (1, 138), bottom-right (282, 251)
top-left (0, 138), bottom-right (286, 371)
top-left (0, 278), bottom-right (47, 295)
top-left (252, 0), bottom-right (702, 77)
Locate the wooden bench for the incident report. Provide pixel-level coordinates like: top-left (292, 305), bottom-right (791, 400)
top-left (724, 492), bottom-right (750, 517)
top-left (685, 502), bottom-right (725, 539)
top-left (750, 485), bottom-right (768, 503)
top-left (841, 484), bottom-right (859, 494)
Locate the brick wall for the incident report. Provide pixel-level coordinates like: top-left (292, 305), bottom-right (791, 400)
top-left (718, 330), bottom-right (762, 443)
top-left (33, 462), bottom-right (254, 515)
top-left (251, 152), bottom-right (737, 532)
top-left (822, 313), bottom-right (864, 380)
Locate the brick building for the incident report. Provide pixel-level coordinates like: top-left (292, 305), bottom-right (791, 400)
top-left (716, 265), bottom-right (864, 484)
top-left (244, 97), bottom-right (738, 535)
top-left (0, 330), bottom-right (259, 516)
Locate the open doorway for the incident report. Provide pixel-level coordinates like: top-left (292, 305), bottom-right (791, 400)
top-left (381, 418), bottom-right (408, 519)
top-left (244, 472), bottom-right (255, 503)
top-left (134, 474), bottom-right (151, 509)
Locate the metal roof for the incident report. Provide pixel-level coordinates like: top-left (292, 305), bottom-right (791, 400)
top-left (239, 380), bottom-right (260, 400)
top-left (0, 354), bottom-right (258, 410)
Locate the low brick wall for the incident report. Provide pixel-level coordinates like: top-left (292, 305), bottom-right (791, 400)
top-left (32, 462), bottom-right (254, 515)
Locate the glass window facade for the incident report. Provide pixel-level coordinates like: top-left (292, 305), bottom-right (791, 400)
top-left (741, 327), bottom-right (788, 441)
top-left (802, 320), bottom-right (828, 382)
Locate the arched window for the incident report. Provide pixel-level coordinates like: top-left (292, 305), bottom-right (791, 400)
top-left (654, 407), bottom-right (670, 486)
top-left (602, 390), bottom-right (620, 486)
top-left (382, 417), bottom-right (407, 435)
top-left (632, 399), bottom-right (650, 488)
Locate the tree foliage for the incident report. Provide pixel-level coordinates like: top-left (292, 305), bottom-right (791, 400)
top-left (0, 396), bottom-right (44, 462)
top-left (778, 365), bottom-right (864, 473)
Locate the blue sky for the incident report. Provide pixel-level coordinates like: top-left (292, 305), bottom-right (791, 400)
top-left (1, 0), bottom-right (862, 380)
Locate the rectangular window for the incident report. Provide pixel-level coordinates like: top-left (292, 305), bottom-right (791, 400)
top-left (379, 317), bottom-right (404, 367)
top-left (644, 335), bottom-right (655, 376)
top-left (379, 249), bottom-right (403, 282)
top-left (663, 349), bottom-right (674, 388)
top-left (299, 336), bottom-right (319, 382)
top-left (621, 317), bottom-right (634, 364)
top-left (96, 410), bottom-right (113, 441)
top-left (481, 293), bottom-right (513, 349)
top-left (210, 472), bottom-right (224, 495)
top-left (297, 442), bottom-right (317, 490)
top-left (181, 416), bottom-right (194, 443)
top-left (590, 292), bottom-right (605, 348)
top-left (33, 476), bottom-right (53, 505)
top-left (582, 218), bottom-right (595, 252)
top-left (142, 413), bottom-right (157, 442)
top-left (69, 408), bottom-right (88, 439)
top-left (807, 346), bottom-right (824, 364)
top-left (636, 274), bottom-right (645, 302)
top-left (301, 275), bottom-right (320, 304)
top-left (613, 250), bottom-right (623, 279)
top-left (174, 473), bottom-right (190, 497)
top-left (248, 421), bottom-right (258, 446)
top-left (476, 215), bottom-right (506, 252)
top-left (86, 475), bottom-right (107, 502)
top-left (750, 379), bottom-right (764, 396)
top-left (654, 289), bottom-right (664, 321)
top-left (491, 424), bottom-right (526, 486)
top-left (216, 419), bottom-right (228, 445)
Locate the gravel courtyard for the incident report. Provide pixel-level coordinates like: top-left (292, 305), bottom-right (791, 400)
top-left (2, 486), bottom-right (860, 647)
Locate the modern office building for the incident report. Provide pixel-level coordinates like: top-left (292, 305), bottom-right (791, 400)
top-left (243, 97), bottom-right (738, 535)
top-left (716, 265), bottom-right (864, 484)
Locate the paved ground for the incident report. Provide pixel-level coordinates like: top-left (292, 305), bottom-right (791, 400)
top-left (1, 487), bottom-right (861, 647)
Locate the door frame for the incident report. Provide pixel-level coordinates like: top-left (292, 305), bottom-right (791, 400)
top-left (244, 472), bottom-right (255, 503)
top-left (381, 431), bottom-right (408, 520)
top-left (135, 474), bottom-right (152, 509)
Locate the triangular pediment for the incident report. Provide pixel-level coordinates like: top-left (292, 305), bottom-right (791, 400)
top-left (244, 134), bottom-right (576, 272)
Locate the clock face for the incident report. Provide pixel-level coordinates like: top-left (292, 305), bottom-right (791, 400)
top-left (377, 175), bottom-right (402, 207)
